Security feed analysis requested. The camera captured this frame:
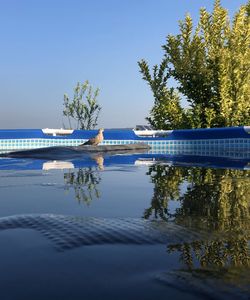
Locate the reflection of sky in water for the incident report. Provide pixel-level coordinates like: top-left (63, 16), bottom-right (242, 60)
top-left (0, 158), bottom-right (249, 300)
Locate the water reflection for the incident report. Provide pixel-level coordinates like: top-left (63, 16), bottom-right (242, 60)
top-left (62, 154), bottom-right (105, 205)
top-left (145, 165), bottom-right (250, 229)
top-left (64, 167), bottom-right (101, 205)
top-left (144, 166), bottom-right (187, 220)
top-left (145, 164), bottom-right (250, 292)
top-left (0, 153), bottom-right (249, 297)
top-left (167, 237), bottom-right (250, 269)
top-left (165, 235), bottom-right (250, 296)
top-left (62, 159), bottom-right (250, 272)
top-left (176, 169), bottom-right (250, 230)
top-left (92, 154), bottom-right (104, 170)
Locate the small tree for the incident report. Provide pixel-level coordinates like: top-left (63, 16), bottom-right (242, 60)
top-left (63, 81), bottom-right (101, 130)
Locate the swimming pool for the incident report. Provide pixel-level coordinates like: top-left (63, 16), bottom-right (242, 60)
top-left (0, 153), bottom-right (249, 300)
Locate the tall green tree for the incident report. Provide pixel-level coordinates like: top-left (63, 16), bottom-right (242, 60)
top-left (219, 3), bottom-right (250, 125)
top-left (139, 0), bottom-right (250, 129)
top-left (63, 81), bottom-right (101, 130)
top-left (164, 0), bottom-right (230, 128)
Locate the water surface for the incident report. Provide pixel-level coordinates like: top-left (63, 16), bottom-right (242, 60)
top-left (0, 153), bottom-right (249, 300)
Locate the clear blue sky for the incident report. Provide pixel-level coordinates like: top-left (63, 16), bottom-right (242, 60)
top-left (0, 0), bottom-right (247, 129)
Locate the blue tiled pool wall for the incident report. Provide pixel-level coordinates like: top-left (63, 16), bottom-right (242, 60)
top-left (0, 138), bottom-right (250, 151)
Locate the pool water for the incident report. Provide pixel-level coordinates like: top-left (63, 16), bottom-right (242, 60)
top-left (0, 154), bottom-right (249, 300)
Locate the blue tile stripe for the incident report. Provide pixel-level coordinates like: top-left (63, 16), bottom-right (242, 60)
top-left (0, 138), bottom-right (250, 151)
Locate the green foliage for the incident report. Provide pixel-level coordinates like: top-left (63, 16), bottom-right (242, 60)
top-left (163, 0), bottom-right (229, 128)
top-left (63, 81), bottom-right (101, 130)
top-left (219, 3), bottom-right (250, 125)
top-left (139, 0), bottom-right (250, 129)
top-left (138, 59), bottom-right (188, 129)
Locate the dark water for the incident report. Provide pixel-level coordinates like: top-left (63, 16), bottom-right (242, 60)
top-left (0, 153), bottom-right (249, 300)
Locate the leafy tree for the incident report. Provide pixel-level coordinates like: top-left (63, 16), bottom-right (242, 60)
top-left (139, 0), bottom-right (250, 129)
top-left (164, 1), bottom-right (230, 128)
top-left (63, 81), bottom-right (101, 129)
top-left (219, 3), bottom-right (250, 125)
top-left (138, 59), bottom-right (187, 129)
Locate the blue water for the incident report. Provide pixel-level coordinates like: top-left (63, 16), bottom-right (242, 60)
top-left (0, 153), bottom-right (249, 300)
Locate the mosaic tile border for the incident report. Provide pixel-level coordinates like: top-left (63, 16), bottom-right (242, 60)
top-left (0, 138), bottom-right (250, 151)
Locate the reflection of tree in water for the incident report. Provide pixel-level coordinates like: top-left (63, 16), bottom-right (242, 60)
top-left (64, 167), bottom-right (101, 205)
top-left (144, 165), bottom-right (188, 220)
top-left (168, 236), bottom-right (250, 269)
top-left (145, 165), bottom-right (250, 228)
top-left (176, 169), bottom-right (250, 230)
top-left (145, 165), bottom-right (250, 274)
top-left (166, 238), bottom-right (250, 294)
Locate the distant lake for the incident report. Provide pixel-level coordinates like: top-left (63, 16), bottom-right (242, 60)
top-left (0, 153), bottom-right (249, 300)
